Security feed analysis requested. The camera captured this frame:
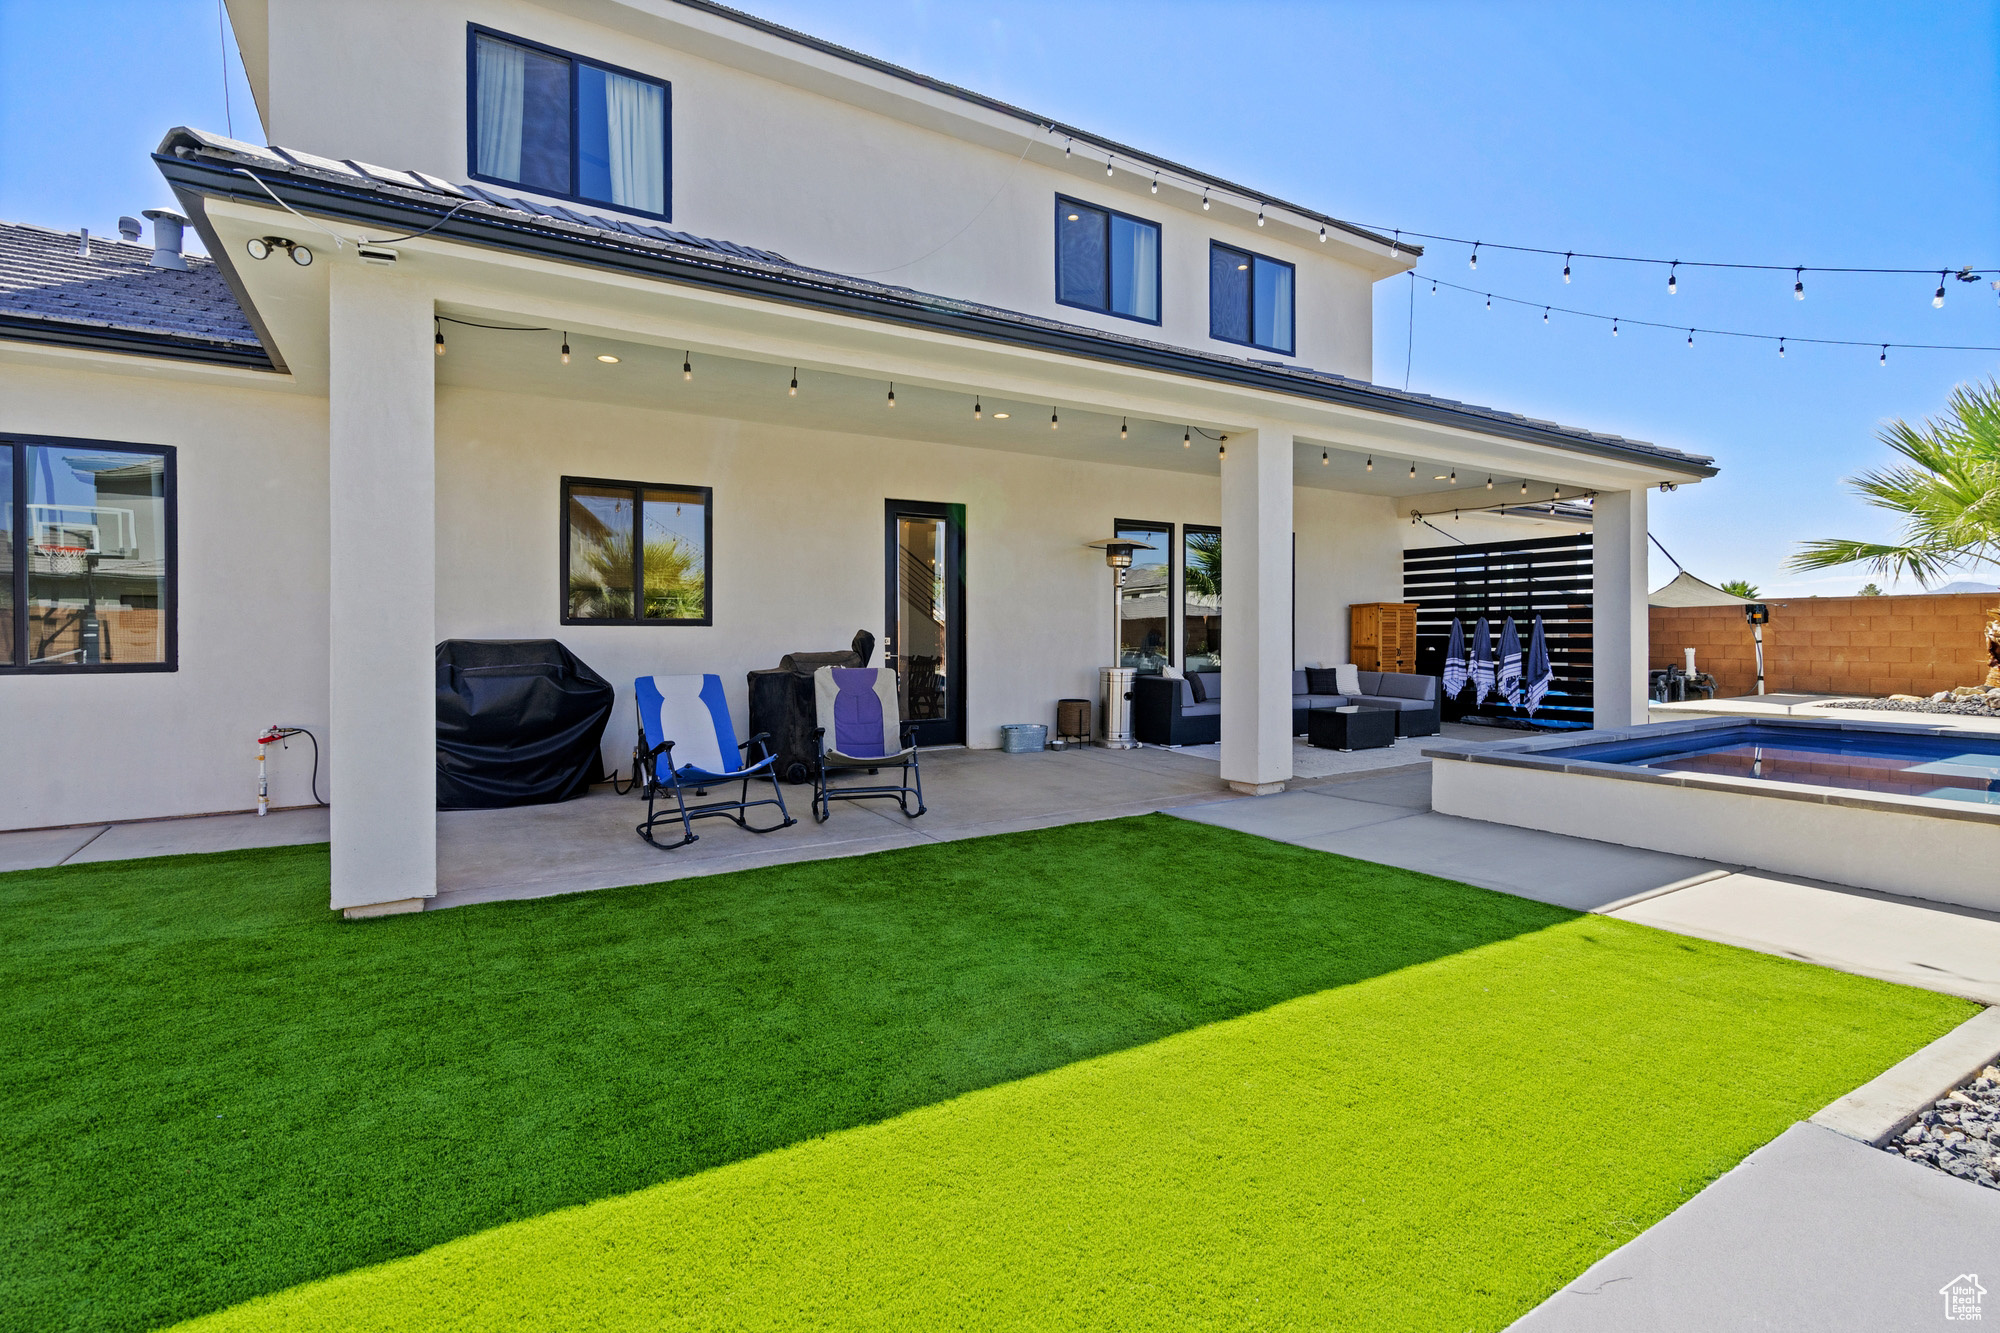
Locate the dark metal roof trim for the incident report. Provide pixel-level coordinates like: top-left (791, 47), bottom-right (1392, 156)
top-left (156, 141), bottom-right (1713, 476)
top-left (662, 0), bottom-right (1417, 257)
top-left (0, 310), bottom-right (275, 370)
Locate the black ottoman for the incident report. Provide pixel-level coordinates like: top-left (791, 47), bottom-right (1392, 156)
top-left (1306, 705), bottom-right (1398, 752)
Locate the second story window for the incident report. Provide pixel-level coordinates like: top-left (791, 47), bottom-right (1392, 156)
top-left (1056, 197), bottom-right (1160, 324)
top-left (471, 28), bottom-right (671, 218)
top-left (1209, 242), bottom-right (1294, 355)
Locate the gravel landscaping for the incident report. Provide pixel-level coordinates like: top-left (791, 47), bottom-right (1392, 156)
top-left (1890, 1064), bottom-right (2000, 1190)
top-left (1825, 686), bottom-right (2000, 720)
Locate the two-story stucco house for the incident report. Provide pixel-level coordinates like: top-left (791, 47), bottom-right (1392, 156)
top-left (0, 0), bottom-right (1716, 916)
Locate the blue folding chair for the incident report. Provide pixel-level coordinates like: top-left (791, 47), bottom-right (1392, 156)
top-left (810, 666), bottom-right (925, 822)
top-left (634, 674), bottom-right (797, 849)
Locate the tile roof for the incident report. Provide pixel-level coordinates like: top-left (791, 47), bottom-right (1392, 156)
top-left (155, 129), bottom-right (1713, 474)
top-left (0, 220), bottom-right (267, 364)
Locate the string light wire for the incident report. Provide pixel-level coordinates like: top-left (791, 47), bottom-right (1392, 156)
top-left (1415, 272), bottom-right (2000, 356)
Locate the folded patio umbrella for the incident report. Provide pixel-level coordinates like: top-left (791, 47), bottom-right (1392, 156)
top-left (1469, 616), bottom-right (1496, 701)
top-left (1496, 617), bottom-right (1523, 706)
top-left (1524, 615), bottom-right (1554, 715)
top-left (1442, 617), bottom-right (1469, 699)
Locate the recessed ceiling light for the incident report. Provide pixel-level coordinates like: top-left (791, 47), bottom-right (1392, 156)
top-left (596, 354), bottom-right (619, 363)
top-left (1433, 474), bottom-right (1449, 480)
top-left (1066, 214), bottom-right (1079, 221)
top-left (992, 411), bottom-right (1011, 419)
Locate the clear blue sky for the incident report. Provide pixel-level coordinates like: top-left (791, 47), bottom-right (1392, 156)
top-left (3, 1), bottom-right (1995, 595)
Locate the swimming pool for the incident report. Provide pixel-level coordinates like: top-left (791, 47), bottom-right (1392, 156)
top-left (1557, 723), bottom-right (2000, 806)
top-left (1425, 716), bottom-right (2000, 911)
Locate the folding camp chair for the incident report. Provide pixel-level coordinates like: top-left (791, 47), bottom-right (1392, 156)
top-left (811, 666), bottom-right (925, 822)
top-left (634, 674), bottom-right (797, 849)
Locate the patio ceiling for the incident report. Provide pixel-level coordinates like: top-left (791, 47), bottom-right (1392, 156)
top-left (432, 312), bottom-right (1610, 499)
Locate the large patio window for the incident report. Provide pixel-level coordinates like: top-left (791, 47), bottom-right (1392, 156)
top-left (470, 26), bottom-right (671, 219)
top-left (1, 436), bottom-right (175, 673)
top-left (1116, 520), bottom-right (1173, 674)
top-left (1184, 524), bottom-right (1221, 672)
top-left (561, 477), bottom-right (710, 625)
top-left (1056, 197), bottom-right (1161, 324)
top-left (1209, 242), bottom-right (1294, 354)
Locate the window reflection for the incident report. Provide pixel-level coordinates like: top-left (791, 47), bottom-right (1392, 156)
top-left (24, 446), bottom-right (168, 667)
top-left (1184, 525), bottom-right (1221, 672)
top-left (1116, 521), bottom-right (1171, 675)
top-left (896, 516), bottom-right (948, 720)
top-left (0, 447), bottom-right (12, 667)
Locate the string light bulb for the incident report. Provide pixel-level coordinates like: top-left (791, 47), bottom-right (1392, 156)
top-left (1469, 243), bottom-right (1479, 271)
top-left (1150, 171), bottom-right (1158, 194)
top-left (1880, 344), bottom-right (1888, 366)
top-left (1778, 338), bottom-right (1785, 358)
top-left (1521, 479), bottom-right (1528, 494)
top-left (1667, 262), bottom-right (1678, 295)
top-left (1064, 137), bottom-right (1071, 157)
top-left (434, 319), bottom-right (445, 356)
top-left (1106, 157), bottom-right (1113, 177)
top-left (1319, 224), bottom-right (1327, 242)
top-left (1449, 470), bottom-right (1457, 483)
top-left (789, 367), bottom-right (797, 396)
top-left (1256, 204), bottom-right (1265, 226)
top-left (1934, 272), bottom-right (1948, 308)
top-left (1562, 252), bottom-right (1572, 283)
top-left (682, 352), bottom-right (692, 381)
top-left (1409, 461), bottom-right (1417, 478)
top-left (1120, 417), bottom-right (1128, 439)
top-left (560, 332), bottom-right (569, 364)
top-left (1687, 329), bottom-right (1694, 348)
top-left (887, 382), bottom-right (896, 407)
top-left (1218, 439), bottom-right (1227, 460)
top-left (1050, 406), bottom-right (1059, 430)
top-left (1543, 307), bottom-right (1550, 323)
top-left (1183, 426), bottom-right (1191, 447)
top-left (1201, 188), bottom-right (1210, 211)
top-left (1322, 448), bottom-right (1329, 465)
top-left (1794, 267), bottom-right (1805, 300)
top-left (1485, 293), bottom-right (1492, 309)
top-left (974, 396), bottom-right (982, 419)
top-left (1612, 318), bottom-right (1619, 336)
top-left (1486, 476), bottom-right (1493, 490)
top-left (1365, 456), bottom-right (1373, 471)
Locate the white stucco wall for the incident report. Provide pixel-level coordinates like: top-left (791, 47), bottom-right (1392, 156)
top-left (0, 356), bottom-right (329, 829)
top-left (0, 360), bottom-right (1400, 831)
top-left (241, 0), bottom-right (1387, 377)
top-left (434, 387), bottom-right (1404, 780)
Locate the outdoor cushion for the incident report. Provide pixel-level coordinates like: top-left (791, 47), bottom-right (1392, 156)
top-left (1291, 669), bottom-right (1309, 696)
top-left (813, 666), bottom-right (909, 761)
top-left (1305, 667), bottom-right (1344, 695)
top-left (637, 673), bottom-right (750, 779)
top-left (1301, 693), bottom-right (1348, 708)
top-left (1334, 663), bottom-right (1363, 695)
top-left (1354, 693), bottom-right (1434, 712)
top-left (1190, 672), bottom-right (1221, 704)
top-left (1178, 679), bottom-right (1197, 708)
top-left (1357, 670), bottom-right (1383, 695)
top-left (1182, 702), bottom-right (1221, 718)
top-left (1377, 673), bottom-right (1436, 701)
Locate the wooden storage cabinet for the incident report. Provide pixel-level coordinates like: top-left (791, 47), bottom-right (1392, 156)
top-left (1350, 602), bottom-right (1418, 673)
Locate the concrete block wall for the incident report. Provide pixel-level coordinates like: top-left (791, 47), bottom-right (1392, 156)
top-left (1650, 592), bottom-right (1997, 698)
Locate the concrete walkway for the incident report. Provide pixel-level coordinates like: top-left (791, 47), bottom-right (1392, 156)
top-left (1511, 1122), bottom-right (2000, 1331)
top-left (1167, 768), bottom-right (2000, 1004)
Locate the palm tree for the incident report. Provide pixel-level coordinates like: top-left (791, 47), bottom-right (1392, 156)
top-left (1790, 378), bottom-right (2000, 585)
top-left (1720, 579), bottom-right (1760, 599)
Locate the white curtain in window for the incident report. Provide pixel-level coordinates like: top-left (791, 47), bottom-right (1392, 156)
top-left (475, 38), bottom-right (526, 181)
top-left (603, 70), bottom-right (665, 212)
top-left (1126, 222), bottom-right (1159, 321)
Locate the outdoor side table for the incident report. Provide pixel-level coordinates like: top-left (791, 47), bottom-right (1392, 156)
top-left (1306, 705), bottom-right (1397, 752)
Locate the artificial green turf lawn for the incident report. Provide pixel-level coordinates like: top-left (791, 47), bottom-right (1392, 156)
top-left (0, 816), bottom-right (1973, 1333)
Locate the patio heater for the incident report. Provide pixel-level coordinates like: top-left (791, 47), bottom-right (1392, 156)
top-left (1086, 536), bottom-right (1156, 748)
top-left (1744, 602), bottom-right (1770, 694)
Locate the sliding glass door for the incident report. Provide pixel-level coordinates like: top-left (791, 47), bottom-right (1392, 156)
top-left (884, 500), bottom-right (965, 746)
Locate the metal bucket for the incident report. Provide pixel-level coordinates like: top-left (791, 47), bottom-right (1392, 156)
top-left (1099, 666), bottom-right (1137, 748)
top-left (999, 723), bottom-right (1047, 753)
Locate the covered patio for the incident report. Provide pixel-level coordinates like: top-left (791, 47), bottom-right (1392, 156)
top-left (156, 131), bottom-right (1716, 917)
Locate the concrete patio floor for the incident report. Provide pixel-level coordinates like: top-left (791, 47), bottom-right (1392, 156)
top-left (1511, 1121), bottom-right (2000, 1332)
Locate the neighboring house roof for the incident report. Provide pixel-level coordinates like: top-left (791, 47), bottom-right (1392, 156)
top-left (155, 129), bottom-right (1715, 477)
top-left (664, 0), bottom-right (1413, 257)
top-left (0, 220), bottom-right (271, 369)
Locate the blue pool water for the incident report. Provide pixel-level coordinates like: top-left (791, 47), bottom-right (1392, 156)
top-left (1557, 723), bottom-right (2000, 806)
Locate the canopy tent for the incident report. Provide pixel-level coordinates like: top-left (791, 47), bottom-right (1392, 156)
top-left (1648, 571), bottom-right (1757, 608)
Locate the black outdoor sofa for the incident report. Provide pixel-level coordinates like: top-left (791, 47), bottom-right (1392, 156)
top-left (1132, 668), bottom-right (1441, 746)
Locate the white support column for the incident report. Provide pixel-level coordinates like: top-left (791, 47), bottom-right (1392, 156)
top-left (1592, 486), bottom-right (1650, 730)
top-left (1219, 427), bottom-right (1294, 795)
top-left (327, 263), bottom-right (436, 917)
